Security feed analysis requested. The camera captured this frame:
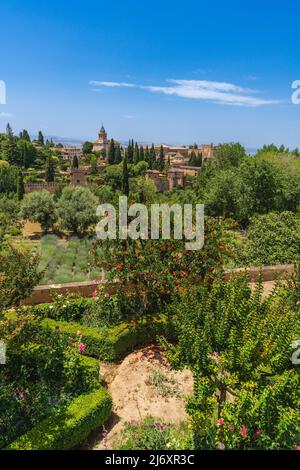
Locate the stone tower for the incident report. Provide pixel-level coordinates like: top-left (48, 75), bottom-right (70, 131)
top-left (98, 124), bottom-right (108, 145)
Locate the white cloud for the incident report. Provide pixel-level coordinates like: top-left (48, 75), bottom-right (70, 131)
top-left (123, 114), bottom-right (136, 119)
top-left (89, 81), bottom-right (136, 88)
top-left (0, 112), bottom-right (13, 118)
top-left (90, 79), bottom-right (280, 107)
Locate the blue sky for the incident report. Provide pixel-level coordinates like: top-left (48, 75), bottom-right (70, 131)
top-left (1, 0), bottom-right (300, 148)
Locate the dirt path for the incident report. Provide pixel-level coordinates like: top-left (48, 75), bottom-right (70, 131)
top-left (87, 345), bottom-right (193, 450)
top-left (250, 280), bottom-right (276, 298)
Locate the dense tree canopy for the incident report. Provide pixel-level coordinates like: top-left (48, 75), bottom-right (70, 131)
top-left (20, 191), bottom-right (57, 232)
top-left (56, 186), bottom-right (98, 233)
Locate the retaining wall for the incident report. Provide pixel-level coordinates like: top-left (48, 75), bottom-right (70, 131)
top-left (22, 264), bottom-right (294, 306)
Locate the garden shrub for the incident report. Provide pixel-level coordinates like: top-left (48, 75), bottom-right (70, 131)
top-left (111, 417), bottom-right (193, 450)
top-left (6, 387), bottom-right (112, 450)
top-left (0, 314), bottom-right (106, 448)
top-left (91, 215), bottom-right (225, 322)
top-left (27, 295), bottom-right (96, 322)
top-left (0, 244), bottom-right (41, 313)
top-left (234, 211), bottom-right (300, 267)
top-left (162, 274), bottom-right (300, 450)
top-left (41, 313), bottom-right (175, 361)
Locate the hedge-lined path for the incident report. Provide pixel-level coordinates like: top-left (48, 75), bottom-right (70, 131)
top-left (85, 345), bottom-right (193, 450)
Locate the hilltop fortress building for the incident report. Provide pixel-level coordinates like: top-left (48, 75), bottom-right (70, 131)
top-left (92, 124), bottom-right (109, 153)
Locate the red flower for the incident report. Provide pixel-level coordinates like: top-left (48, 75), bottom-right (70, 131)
top-left (217, 419), bottom-right (224, 426)
top-left (240, 425), bottom-right (248, 437)
top-left (255, 429), bottom-right (262, 436)
top-left (116, 263), bottom-right (124, 270)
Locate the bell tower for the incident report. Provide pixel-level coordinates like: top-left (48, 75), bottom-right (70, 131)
top-left (98, 124), bottom-right (108, 145)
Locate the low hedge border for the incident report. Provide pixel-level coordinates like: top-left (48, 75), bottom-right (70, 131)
top-left (6, 387), bottom-right (112, 450)
top-left (4, 310), bottom-right (175, 361)
top-left (41, 314), bottom-right (175, 362)
top-left (23, 297), bottom-right (96, 323)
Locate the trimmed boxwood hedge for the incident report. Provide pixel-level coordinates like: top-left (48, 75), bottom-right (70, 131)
top-left (6, 387), bottom-right (112, 450)
top-left (41, 314), bottom-right (175, 362)
top-left (24, 297), bottom-right (96, 322)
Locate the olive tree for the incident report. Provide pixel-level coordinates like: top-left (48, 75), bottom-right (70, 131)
top-left (20, 191), bottom-right (57, 232)
top-left (56, 186), bottom-right (98, 234)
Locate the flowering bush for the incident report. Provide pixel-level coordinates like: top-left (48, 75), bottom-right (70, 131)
top-left (162, 274), bottom-right (300, 450)
top-left (112, 416), bottom-right (193, 450)
top-left (0, 244), bottom-right (41, 314)
top-left (0, 314), bottom-right (98, 448)
top-left (90, 217), bottom-right (225, 322)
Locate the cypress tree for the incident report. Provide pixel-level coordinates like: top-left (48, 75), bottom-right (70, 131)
top-left (139, 145), bottom-right (145, 162)
top-left (195, 152), bottom-right (203, 167)
top-left (17, 171), bottom-right (25, 200)
top-left (127, 139), bottom-right (134, 163)
top-left (6, 122), bottom-right (13, 136)
top-left (122, 153), bottom-right (129, 196)
top-left (108, 139), bottom-right (116, 164)
top-left (149, 144), bottom-right (156, 170)
top-left (21, 141), bottom-right (28, 169)
top-left (145, 145), bottom-right (150, 164)
top-left (158, 145), bottom-right (165, 171)
top-left (189, 150), bottom-right (196, 166)
top-left (133, 142), bottom-right (140, 164)
top-left (72, 155), bottom-right (79, 168)
top-left (45, 156), bottom-right (55, 182)
top-left (38, 131), bottom-right (44, 146)
top-left (3, 124), bottom-right (18, 165)
top-left (114, 145), bottom-right (122, 164)
top-left (20, 129), bottom-right (31, 142)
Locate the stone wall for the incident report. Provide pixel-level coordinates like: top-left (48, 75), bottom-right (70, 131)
top-left (22, 264), bottom-right (295, 306)
top-left (25, 182), bottom-right (59, 193)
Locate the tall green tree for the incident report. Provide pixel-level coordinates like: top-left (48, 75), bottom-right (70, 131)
top-left (82, 141), bottom-right (93, 154)
top-left (6, 123), bottom-right (13, 136)
top-left (45, 156), bottom-right (55, 182)
top-left (72, 155), bottom-right (79, 168)
top-left (37, 131), bottom-right (44, 146)
top-left (16, 171), bottom-right (25, 201)
top-left (18, 140), bottom-right (36, 168)
top-left (122, 153), bottom-right (129, 196)
top-left (0, 165), bottom-right (19, 193)
top-left (133, 142), bottom-right (140, 164)
top-left (126, 140), bottom-right (134, 163)
top-left (114, 145), bottom-right (122, 164)
top-left (149, 144), bottom-right (156, 170)
top-left (108, 139), bottom-right (116, 164)
top-left (158, 145), bottom-right (165, 171)
top-left (56, 186), bottom-right (98, 233)
top-left (2, 129), bottom-right (18, 166)
top-left (139, 145), bottom-right (145, 162)
top-left (195, 152), bottom-right (202, 167)
top-left (215, 142), bottom-right (246, 168)
top-left (19, 129), bottom-right (31, 142)
top-left (189, 150), bottom-right (197, 166)
top-left (145, 145), bottom-right (150, 164)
